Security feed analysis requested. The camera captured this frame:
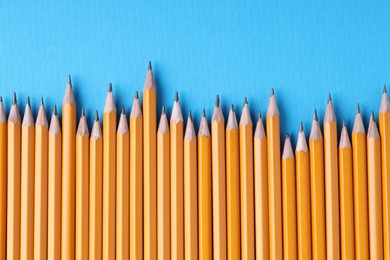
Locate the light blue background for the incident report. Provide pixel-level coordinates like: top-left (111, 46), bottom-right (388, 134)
top-left (0, 1), bottom-right (389, 146)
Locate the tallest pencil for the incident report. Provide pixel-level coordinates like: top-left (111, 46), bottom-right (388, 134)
top-left (61, 75), bottom-right (76, 260)
top-left (143, 61), bottom-right (157, 260)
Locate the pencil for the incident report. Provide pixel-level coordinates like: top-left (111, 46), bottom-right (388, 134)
top-left (309, 110), bottom-right (326, 260)
top-left (324, 94), bottom-right (340, 259)
top-left (89, 111), bottom-right (103, 260)
top-left (143, 61), bottom-right (157, 260)
top-left (240, 98), bottom-right (255, 260)
top-left (158, 107), bottom-right (170, 260)
top-left (116, 106), bottom-right (129, 260)
top-left (198, 109), bottom-right (212, 260)
top-left (170, 92), bottom-right (184, 260)
top-left (47, 106), bottom-right (62, 260)
top-left (103, 83), bottom-right (116, 260)
top-left (379, 85), bottom-right (390, 260)
top-left (339, 121), bottom-right (354, 259)
top-left (34, 98), bottom-right (48, 260)
top-left (7, 93), bottom-right (21, 260)
top-left (266, 89), bottom-right (282, 260)
top-left (20, 97), bottom-right (35, 260)
top-left (282, 134), bottom-right (297, 260)
top-left (226, 105), bottom-right (241, 260)
top-left (0, 97), bottom-right (6, 260)
top-left (76, 108), bottom-right (89, 260)
top-left (211, 95), bottom-right (227, 260)
top-left (61, 75), bottom-right (76, 260)
top-left (367, 112), bottom-right (383, 259)
top-left (184, 111), bottom-right (198, 260)
top-left (352, 104), bottom-right (369, 260)
top-left (130, 92), bottom-right (143, 260)
top-left (295, 122), bottom-right (311, 260)
top-left (254, 112), bottom-right (268, 259)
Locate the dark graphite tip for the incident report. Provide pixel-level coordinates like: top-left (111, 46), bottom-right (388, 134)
top-left (314, 109), bottom-right (318, 121)
top-left (258, 112), bottom-right (262, 120)
top-left (0, 96), bottom-right (2, 103)
top-left (53, 105), bottom-right (57, 116)
top-left (202, 109), bottom-right (206, 117)
top-left (243, 97), bottom-right (248, 106)
top-left (230, 104), bottom-right (234, 112)
top-left (12, 93), bottom-right (17, 105)
top-left (121, 105), bottom-right (125, 115)
top-left (286, 133), bottom-right (290, 139)
top-left (328, 93), bottom-right (332, 103)
top-left (148, 61), bottom-right (152, 71)
top-left (188, 111), bottom-right (192, 120)
top-left (384, 84), bottom-right (387, 94)
top-left (371, 111), bottom-right (375, 121)
top-left (343, 120), bottom-right (346, 128)
top-left (356, 103), bottom-right (360, 114)
top-left (300, 121), bottom-right (303, 132)
top-left (135, 91), bottom-right (139, 99)
top-left (27, 97), bottom-right (31, 107)
top-left (162, 106), bottom-right (165, 114)
top-left (95, 110), bottom-right (99, 121)
top-left (174, 92), bottom-right (179, 102)
top-left (41, 97), bottom-right (44, 106)
top-left (108, 83), bottom-right (113, 93)
top-left (67, 74), bottom-right (72, 85)
top-left (81, 108), bottom-right (85, 117)
top-left (271, 88), bottom-right (274, 96)
top-left (215, 95), bottom-right (220, 107)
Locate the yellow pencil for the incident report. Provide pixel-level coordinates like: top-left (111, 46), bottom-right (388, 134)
top-left (211, 95), bottom-right (227, 260)
top-left (130, 92), bottom-right (143, 260)
top-left (143, 62), bottom-right (157, 260)
top-left (0, 97), bottom-right (7, 260)
top-left (198, 110), bottom-right (212, 260)
top-left (170, 92), bottom-right (184, 260)
top-left (76, 109), bottom-right (89, 260)
top-left (267, 90), bottom-right (282, 260)
top-left (339, 121), bottom-right (354, 259)
top-left (379, 86), bottom-right (390, 260)
top-left (61, 76), bottom-right (76, 260)
top-left (103, 83), bottom-right (116, 260)
top-left (240, 98), bottom-right (255, 260)
top-left (47, 106), bottom-right (62, 260)
top-left (116, 107), bottom-right (130, 260)
top-left (157, 107), bottom-right (170, 260)
top-left (184, 112), bottom-right (198, 260)
top-left (7, 93), bottom-right (21, 260)
top-left (34, 98), bottom-right (48, 260)
top-left (282, 134), bottom-right (297, 260)
top-left (295, 122), bottom-right (311, 260)
top-left (324, 94), bottom-right (340, 259)
top-left (89, 111), bottom-right (103, 260)
top-left (20, 97), bottom-right (35, 260)
top-left (226, 106), bottom-right (241, 260)
top-left (367, 113), bottom-right (383, 259)
top-left (309, 110), bottom-right (326, 260)
top-left (352, 105), bottom-right (369, 260)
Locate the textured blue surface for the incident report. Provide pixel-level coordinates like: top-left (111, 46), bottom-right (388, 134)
top-left (0, 1), bottom-right (389, 146)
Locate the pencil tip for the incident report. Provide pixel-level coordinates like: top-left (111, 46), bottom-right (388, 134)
top-left (174, 91), bottom-right (179, 102)
top-left (230, 104), bottom-right (234, 112)
top-left (371, 111), bottom-right (375, 121)
top-left (95, 110), bottom-right (99, 121)
top-left (356, 103), bottom-right (360, 114)
top-left (286, 133), bottom-right (289, 138)
top-left (0, 96), bottom-right (2, 103)
top-left (81, 108), bottom-right (85, 117)
top-left (41, 97), bottom-right (44, 106)
top-left (67, 74), bottom-right (71, 85)
top-left (12, 92), bottom-right (17, 105)
top-left (328, 93), bottom-right (332, 103)
top-left (271, 88), bottom-right (274, 96)
top-left (27, 97), bottom-right (30, 107)
top-left (108, 83), bottom-right (112, 93)
top-left (258, 111), bottom-right (262, 120)
top-left (162, 106), bottom-right (165, 114)
top-left (135, 91), bottom-right (139, 99)
top-left (53, 105), bottom-right (57, 116)
top-left (148, 61), bottom-right (152, 71)
top-left (243, 97), bottom-right (248, 106)
top-left (188, 111), bottom-right (192, 120)
top-left (215, 95), bottom-right (220, 107)
top-left (384, 84), bottom-right (387, 94)
top-left (121, 106), bottom-right (125, 115)
top-left (314, 109), bottom-right (318, 121)
top-left (343, 120), bottom-right (346, 127)
top-left (202, 109), bottom-right (206, 117)
top-left (300, 121), bottom-right (303, 132)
